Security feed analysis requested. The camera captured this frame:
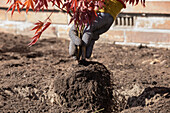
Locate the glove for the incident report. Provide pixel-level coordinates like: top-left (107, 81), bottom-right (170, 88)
top-left (69, 26), bottom-right (97, 59)
top-left (69, 13), bottom-right (114, 59)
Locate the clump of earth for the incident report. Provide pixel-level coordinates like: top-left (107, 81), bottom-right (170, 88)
top-left (0, 32), bottom-right (169, 112)
top-left (54, 62), bottom-right (113, 113)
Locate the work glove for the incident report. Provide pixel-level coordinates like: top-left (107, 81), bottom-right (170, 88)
top-left (69, 25), bottom-right (96, 59)
top-left (69, 13), bottom-right (114, 59)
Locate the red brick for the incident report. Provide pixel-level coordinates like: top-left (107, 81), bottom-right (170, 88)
top-left (7, 11), bottom-right (26, 21)
top-left (126, 31), bottom-right (170, 44)
top-left (99, 30), bottom-right (124, 43)
top-left (123, 1), bottom-right (170, 14)
top-left (0, 10), bottom-right (6, 20)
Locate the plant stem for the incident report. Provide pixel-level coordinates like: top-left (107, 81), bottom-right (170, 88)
top-left (77, 24), bottom-right (86, 61)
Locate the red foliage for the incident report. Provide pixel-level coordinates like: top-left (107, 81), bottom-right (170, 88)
top-left (32, 20), bottom-right (44, 34)
top-left (63, 0), bottom-right (105, 31)
top-left (7, 0), bottom-right (23, 15)
top-left (126, 0), bottom-right (145, 6)
top-left (6, 0), bottom-right (145, 45)
top-left (29, 21), bottom-right (51, 46)
top-left (22, 0), bottom-right (35, 13)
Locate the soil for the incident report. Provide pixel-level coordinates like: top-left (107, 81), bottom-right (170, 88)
top-left (0, 32), bottom-right (170, 113)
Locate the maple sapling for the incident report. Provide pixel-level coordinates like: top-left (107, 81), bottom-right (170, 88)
top-left (6, 0), bottom-right (145, 61)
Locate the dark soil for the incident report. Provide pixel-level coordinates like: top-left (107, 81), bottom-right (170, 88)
top-left (54, 62), bottom-right (113, 113)
top-left (0, 32), bottom-right (170, 113)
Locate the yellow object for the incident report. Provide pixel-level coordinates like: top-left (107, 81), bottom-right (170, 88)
top-left (98, 0), bottom-right (126, 19)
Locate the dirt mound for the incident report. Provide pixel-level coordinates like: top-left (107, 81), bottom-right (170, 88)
top-left (54, 62), bottom-right (113, 113)
top-left (126, 87), bottom-right (170, 108)
top-left (121, 87), bottom-right (170, 113)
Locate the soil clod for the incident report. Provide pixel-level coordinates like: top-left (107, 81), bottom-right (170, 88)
top-left (54, 62), bottom-right (113, 113)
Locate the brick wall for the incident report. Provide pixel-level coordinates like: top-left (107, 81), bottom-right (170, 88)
top-left (0, 0), bottom-right (170, 48)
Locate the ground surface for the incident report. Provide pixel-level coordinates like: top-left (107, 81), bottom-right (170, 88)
top-left (0, 32), bottom-right (170, 113)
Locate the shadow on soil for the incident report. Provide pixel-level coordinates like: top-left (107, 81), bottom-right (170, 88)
top-left (78, 60), bottom-right (106, 66)
top-left (126, 87), bottom-right (170, 108)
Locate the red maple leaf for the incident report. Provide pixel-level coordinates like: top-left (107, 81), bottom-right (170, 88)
top-left (6, 0), bottom-right (12, 4)
top-left (22, 0), bottom-right (35, 13)
top-left (63, 0), bottom-right (104, 31)
top-left (29, 21), bottom-right (51, 46)
top-left (7, 0), bottom-right (23, 15)
top-left (126, 0), bottom-right (145, 6)
top-left (32, 20), bottom-right (44, 34)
